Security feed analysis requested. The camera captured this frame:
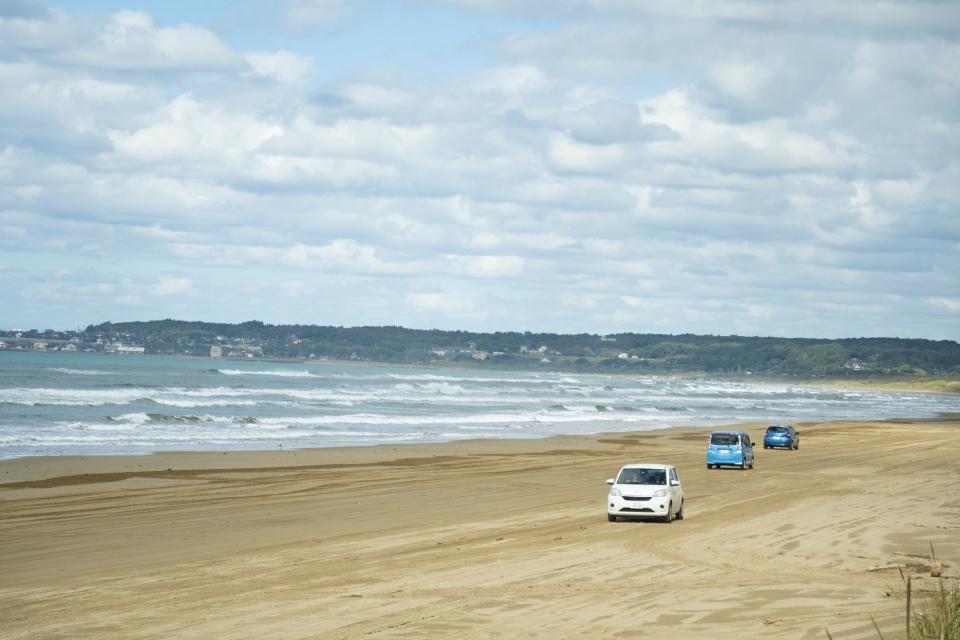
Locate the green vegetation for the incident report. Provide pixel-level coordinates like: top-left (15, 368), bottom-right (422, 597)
top-left (82, 320), bottom-right (960, 382)
top-left (911, 581), bottom-right (960, 639)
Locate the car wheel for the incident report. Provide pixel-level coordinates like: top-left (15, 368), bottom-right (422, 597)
top-left (676, 499), bottom-right (685, 520)
top-left (794, 441), bottom-right (799, 450)
top-left (608, 514), bottom-right (616, 522)
top-left (663, 503), bottom-right (672, 524)
top-left (764, 444), bottom-right (769, 449)
top-left (707, 463), bottom-right (712, 470)
top-left (740, 459), bottom-right (747, 470)
top-left (749, 458), bottom-right (755, 469)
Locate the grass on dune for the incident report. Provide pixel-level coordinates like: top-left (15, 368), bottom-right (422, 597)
top-left (910, 580), bottom-right (960, 640)
top-left (827, 546), bottom-right (959, 639)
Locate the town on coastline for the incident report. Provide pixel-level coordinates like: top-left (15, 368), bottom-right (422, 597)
top-left (2, 320), bottom-right (959, 383)
top-left (3, 326), bottom-right (565, 363)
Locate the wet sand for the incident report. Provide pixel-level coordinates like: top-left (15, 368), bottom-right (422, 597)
top-left (2, 418), bottom-right (958, 639)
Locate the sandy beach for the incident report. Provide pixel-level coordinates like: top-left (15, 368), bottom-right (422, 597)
top-left (2, 418), bottom-right (958, 639)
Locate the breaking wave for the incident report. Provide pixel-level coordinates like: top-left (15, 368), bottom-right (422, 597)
top-left (48, 367), bottom-right (111, 376)
top-left (216, 369), bottom-right (318, 378)
top-left (4, 357), bottom-right (960, 459)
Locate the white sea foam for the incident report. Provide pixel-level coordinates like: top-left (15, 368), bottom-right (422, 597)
top-left (112, 412), bottom-right (152, 424)
top-left (392, 381), bottom-right (467, 395)
top-left (109, 412), bottom-right (243, 424)
top-left (0, 387), bottom-right (147, 405)
top-left (217, 369), bottom-right (318, 378)
top-left (385, 372), bottom-right (555, 384)
top-left (154, 398), bottom-right (261, 408)
top-left (48, 367), bottom-right (111, 376)
top-left (253, 409), bottom-right (662, 428)
top-left (4, 360), bottom-right (960, 460)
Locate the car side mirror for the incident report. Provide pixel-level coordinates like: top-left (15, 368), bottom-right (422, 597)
top-left (670, 480), bottom-right (680, 487)
top-left (606, 478), bottom-right (615, 485)
top-left (751, 441), bottom-right (756, 447)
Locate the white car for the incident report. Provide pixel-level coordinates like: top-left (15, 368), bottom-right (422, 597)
top-left (606, 463), bottom-right (685, 523)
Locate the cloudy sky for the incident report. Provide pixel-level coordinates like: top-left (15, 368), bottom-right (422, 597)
top-left (1, 0), bottom-right (958, 338)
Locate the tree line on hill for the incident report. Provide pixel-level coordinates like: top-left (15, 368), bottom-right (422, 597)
top-left (84, 320), bottom-right (960, 379)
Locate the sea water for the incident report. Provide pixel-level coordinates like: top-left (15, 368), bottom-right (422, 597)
top-left (2, 350), bottom-right (959, 460)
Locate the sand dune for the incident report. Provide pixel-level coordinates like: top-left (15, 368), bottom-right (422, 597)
top-left (2, 418), bottom-right (958, 639)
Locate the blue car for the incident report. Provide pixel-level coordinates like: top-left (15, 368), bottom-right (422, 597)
top-left (706, 430), bottom-right (755, 469)
top-left (763, 424), bottom-right (799, 450)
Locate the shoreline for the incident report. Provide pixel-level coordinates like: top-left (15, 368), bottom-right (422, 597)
top-left (4, 405), bottom-right (959, 469)
top-left (0, 421), bottom-right (688, 486)
top-left (3, 418), bottom-right (960, 638)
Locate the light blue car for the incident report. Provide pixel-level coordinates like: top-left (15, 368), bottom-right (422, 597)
top-left (764, 424), bottom-right (799, 449)
top-left (706, 430), bottom-right (755, 470)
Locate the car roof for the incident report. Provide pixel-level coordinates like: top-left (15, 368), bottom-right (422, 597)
top-left (710, 430), bottom-right (745, 435)
top-left (766, 424), bottom-right (795, 428)
top-left (619, 463), bottom-right (670, 470)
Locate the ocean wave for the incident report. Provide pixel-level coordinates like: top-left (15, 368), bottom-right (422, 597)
top-left (388, 382), bottom-right (463, 395)
top-left (216, 369), bottom-right (318, 378)
top-left (153, 398), bottom-right (261, 408)
top-left (48, 367), bottom-right (111, 376)
top-left (107, 412), bottom-right (255, 425)
top-left (252, 410), bottom-right (662, 428)
top-left (0, 387), bottom-right (148, 406)
top-left (0, 380), bottom-right (918, 414)
top-left (385, 372), bottom-right (558, 384)
top-left (0, 386), bottom-right (529, 407)
top-left (0, 388), bottom-right (277, 407)
top-left (5, 362), bottom-right (960, 460)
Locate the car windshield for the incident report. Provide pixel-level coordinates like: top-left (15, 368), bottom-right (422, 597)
top-left (767, 426), bottom-right (788, 433)
top-left (710, 433), bottom-right (740, 445)
top-left (617, 468), bottom-right (666, 485)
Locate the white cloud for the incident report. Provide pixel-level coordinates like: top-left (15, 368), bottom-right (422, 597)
top-left (341, 84), bottom-right (420, 114)
top-left (170, 240), bottom-right (412, 275)
top-left (443, 0), bottom-right (960, 35)
top-left (928, 298), bottom-right (960, 313)
top-left (281, 0), bottom-right (352, 30)
top-left (109, 93), bottom-right (282, 164)
top-left (151, 276), bottom-right (197, 296)
top-left (471, 64), bottom-right (552, 98)
top-left (639, 89), bottom-right (861, 173)
top-left (582, 239), bottom-right (625, 257)
top-left (546, 133), bottom-right (627, 174)
top-left (445, 255), bottom-right (525, 278)
top-left (245, 50), bottom-right (316, 85)
top-left (0, 2), bottom-right (957, 338)
top-left (62, 11), bottom-right (244, 71)
top-left (708, 61), bottom-right (772, 105)
top-left (407, 291), bottom-right (478, 315)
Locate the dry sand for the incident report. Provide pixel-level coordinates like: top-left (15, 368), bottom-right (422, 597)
top-left (2, 418), bottom-right (959, 639)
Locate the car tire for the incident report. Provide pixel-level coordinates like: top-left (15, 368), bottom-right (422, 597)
top-left (740, 459), bottom-right (747, 470)
top-left (794, 441), bottom-right (799, 450)
top-left (707, 463), bottom-right (712, 470)
top-left (608, 514), bottom-right (616, 522)
top-left (662, 503), bottom-right (672, 524)
top-left (676, 500), bottom-right (685, 520)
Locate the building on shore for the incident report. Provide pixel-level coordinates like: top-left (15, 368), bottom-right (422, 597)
top-left (210, 345), bottom-right (223, 359)
top-left (115, 344), bottom-right (146, 354)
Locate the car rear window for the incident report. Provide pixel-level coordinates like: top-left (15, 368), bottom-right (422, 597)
top-left (710, 433), bottom-right (739, 445)
top-left (617, 468), bottom-right (667, 485)
top-left (767, 426), bottom-right (788, 433)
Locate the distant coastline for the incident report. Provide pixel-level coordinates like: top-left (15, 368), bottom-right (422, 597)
top-left (2, 346), bottom-right (958, 396)
top-left (4, 319), bottom-right (959, 385)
